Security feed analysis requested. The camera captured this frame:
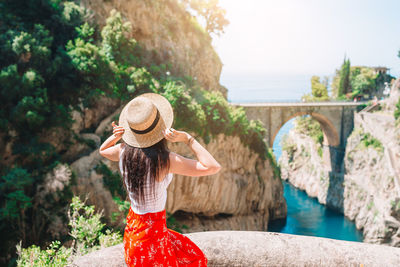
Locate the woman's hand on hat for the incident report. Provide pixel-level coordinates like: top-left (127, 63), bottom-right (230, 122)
top-left (163, 128), bottom-right (188, 143)
top-left (112, 121), bottom-right (124, 138)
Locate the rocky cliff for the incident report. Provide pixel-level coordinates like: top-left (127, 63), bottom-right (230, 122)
top-left (82, 0), bottom-right (224, 94)
top-left (279, 127), bottom-right (331, 205)
top-left (279, 80), bottom-right (400, 246)
top-left (167, 134), bottom-right (286, 231)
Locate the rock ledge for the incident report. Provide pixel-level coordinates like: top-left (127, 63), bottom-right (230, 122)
top-left (72, 231), bottom-right (400, 267)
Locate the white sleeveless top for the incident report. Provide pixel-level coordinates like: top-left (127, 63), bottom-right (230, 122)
top-left (119, 148), bottom-right (173, 214)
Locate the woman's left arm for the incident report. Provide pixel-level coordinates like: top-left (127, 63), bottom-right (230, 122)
top-left (99, 121), bottom-right (124, 161)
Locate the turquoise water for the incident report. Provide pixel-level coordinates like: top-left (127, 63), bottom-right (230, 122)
top-left (270, 118), bottom-right (363, 242)
top-left (222, 73), bottom-right (363, 242)
top-left (268, 180), bottom-right (363, 242)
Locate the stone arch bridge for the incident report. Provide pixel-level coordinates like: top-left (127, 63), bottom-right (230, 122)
top-left (233, 102), bottom-right (365, 172)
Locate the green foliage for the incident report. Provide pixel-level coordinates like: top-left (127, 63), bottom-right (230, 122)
top-left (359, 132), bottom-right (383, 153)
top-left (111, 197), bottom-right (130, 224)
top-left (17, 196), bottom-right (122, 266)
top-left (161, 81), bottom-right (207, 136)
top-left (1, 5), bottom-right (143, 261)
top-left (367, 201), bottom-right (374, 211)
top-left (0, 168), bottom-right (33, 220)
top-left (0, 167), bottom-right (34, 258)
top-left (295, 116), bottom-right (324, 145)
top-left (101, 10), bottom-right (138, 65)
top-left (199, 90), bottom-right (269, 158)
top-left (281, 134), bottom-right (296, 163)
top-left (199, 90), bottom-right (232, 135)
top-left (68, 196), bottom-right (106, 254)
top-left (99, 229), bottom-right (124, 248)
top-left (317, 146), bottom-right (323, 158)
top-left (266, 148), bottom-right (281, 179)
top-left (291, 116), bottom-right (324, 158)
top-left (331, 58), bottom-right (392, 100)
top-left (390, 199), bottom-right (400, 211)
top-left (16, 241), bottom-right (72, 267)
top-left (0, 0), bottom-right (87, 142)
top-left (0, 2), bottom-right (92, 257)
top-left (394, 97), bottom-right (400, 120)
top-left (95, 162), bottom-right (125, 198)
top-left (350, 67), bottom-right (377, 97)
top-left (338, 58), bottom-right (351, 97)
top-left (310, 76), bottom-right (329, 101)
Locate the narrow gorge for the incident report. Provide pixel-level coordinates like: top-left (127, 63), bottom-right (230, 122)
top-left (279, 79), bottom-right (400, 246)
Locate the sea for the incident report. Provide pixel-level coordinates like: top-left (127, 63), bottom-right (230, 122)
top-left (222, 72), bottom-right (363, 242)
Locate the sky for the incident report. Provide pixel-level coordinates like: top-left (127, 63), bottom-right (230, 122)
top-left (212, 0), bottom-right (400, 78)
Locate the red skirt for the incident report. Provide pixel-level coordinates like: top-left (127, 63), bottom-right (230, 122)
top-left (123, 208), bottom-right (207, 266)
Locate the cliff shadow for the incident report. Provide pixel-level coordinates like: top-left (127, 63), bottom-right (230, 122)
top-left (326, 146), bottom-right (345, 212)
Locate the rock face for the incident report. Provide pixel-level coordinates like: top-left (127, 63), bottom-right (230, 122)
top-left (167, 134), bottom-right (286, 231)
top-left (70, 150), bottom-right (120, 223)
top-left (70, 131), bottom-right (287, 232)
top-left (279, 80), bottom-right (400, 246)
top-left (72, 231), bottom-right (400, 267)
top-left (279, 128), bottom-right (331, 206)
top-left (342, 112), bottom-right (400, 245)
top-left (81, 0), bottom-right (224, 93)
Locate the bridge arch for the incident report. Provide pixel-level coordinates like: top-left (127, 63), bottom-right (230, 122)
top-left (237, 102), bottom-right (362, 173)
top-left (270, 112), bottom-right (340, 148)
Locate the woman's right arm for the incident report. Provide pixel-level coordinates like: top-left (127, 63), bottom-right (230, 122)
top-left (164, 128), bottom-right (221, 177)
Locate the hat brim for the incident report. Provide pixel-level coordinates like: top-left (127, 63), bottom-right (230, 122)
top-left (119, 93), bottom-right (173, 148)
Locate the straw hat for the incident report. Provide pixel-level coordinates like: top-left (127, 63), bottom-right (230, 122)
top-left (119, 93), bottom-right (173, 148)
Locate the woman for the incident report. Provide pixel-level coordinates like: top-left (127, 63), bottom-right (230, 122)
top-left (99, 93), bottom-right (221, 266)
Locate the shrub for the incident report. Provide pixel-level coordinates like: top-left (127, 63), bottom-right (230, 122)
top-left (395, 97), bottom-right (400, 121)
top-left (17, 196), bottom-right (122, 266)
top-left (16, 241), bottom-right (72, 267)
top-left (161, 81), bottom-right (207, 136)
top-left (281, 134), bottom-right (296, 158)
top-left (360, 132), bottom-right (383, 153)
top-left (295, 116), bottom-right (324, 145)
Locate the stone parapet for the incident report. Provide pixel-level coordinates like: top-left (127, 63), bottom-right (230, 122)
top-left (72, 231), bottom-right (400, 267)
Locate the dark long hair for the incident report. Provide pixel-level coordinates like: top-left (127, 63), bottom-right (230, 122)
top-left (121, 138), bottom-right (170, 204)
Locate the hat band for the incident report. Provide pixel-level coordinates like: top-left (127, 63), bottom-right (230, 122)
top-left (130, 109), bottom-right (160, 134)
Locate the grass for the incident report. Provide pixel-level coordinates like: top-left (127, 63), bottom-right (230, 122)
top-left (359, 132), bottom-right (384, 153)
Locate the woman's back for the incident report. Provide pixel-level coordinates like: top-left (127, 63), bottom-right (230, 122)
top-left (119, 148), bottom-right (173, 214)
top-left (99, 93), bottom-right (220, 266)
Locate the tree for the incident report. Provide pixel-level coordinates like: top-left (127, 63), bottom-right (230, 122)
top-left (350, 67), bottom-right (377, 97)
top-left (338, 57), bottom-right (351, 97)
top-left (311, 76), bottom-right (329, 101)
top-left (182, 0), bottom-right (229, 36)
top-left (330, 69), bottom-right (341, 99)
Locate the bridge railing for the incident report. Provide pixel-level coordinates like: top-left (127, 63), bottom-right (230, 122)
top-left (229, 99), bottom-right (369, 104)
top-left (230, 100), bottom-right (369, 107)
